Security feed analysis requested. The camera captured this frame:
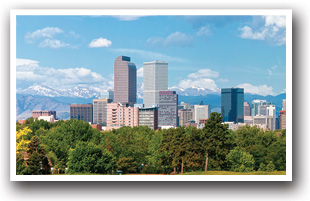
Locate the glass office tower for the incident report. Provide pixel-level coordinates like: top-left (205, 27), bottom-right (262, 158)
top-left (221, 88), bottom-right (244, 123)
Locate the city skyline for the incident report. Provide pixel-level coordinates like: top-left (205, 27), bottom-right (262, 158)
top-left (16, 14), bottom-right (286, 96)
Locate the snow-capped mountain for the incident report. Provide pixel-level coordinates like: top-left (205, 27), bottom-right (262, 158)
top-left (168, 86), bottom-right (220, 96)
top-left (17, 85), bottom-right (105, 98)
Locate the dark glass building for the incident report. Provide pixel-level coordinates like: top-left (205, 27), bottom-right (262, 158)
top-left (221, 88), bottom-right (244, 123)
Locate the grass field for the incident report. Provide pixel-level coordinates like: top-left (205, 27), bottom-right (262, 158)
top-left (181, 171), bottom-right (286, 175)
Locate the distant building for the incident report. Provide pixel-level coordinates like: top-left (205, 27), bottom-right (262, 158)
top-left (184, 120), bottom-right (197, 128)
top-left (100, 90), bottom-right (114, 102)
top-left (279, 110), bottom-right (286, 129)
top-left (282, 99), bottom-right (286, 111)
top-left (114, 56), bottom-right (137, 106)
top-left (221, 88), bottom-right (244, 123)
top-left (158, 91), bottom-right (178, 128)
top-left (251, 100), bottom-right (271, 116)
top-left (91, 124), bottom-right (102, 131)
top-left (32, 111), bottom-right (56, 119)
top-left (253, 115), bottom-right (275, 131)
top-left (194, 105), bottom-right (210, 123)
top-left (199, 119), bottom-right (208, 124)
top-left (180, 102), bottom-right (194, 110)
top-left (244, 102), bottom-right (251, 116)
top-left (18, 120), bottom-right (26, 124)
top-left (38, 115), bottom-right (55, 123)
top-left (139, 107), bottom-right (158, 130)
top-left (93, 99), bottom-right (112, 126)
top-left (70, 104), bottom-right (93, 123)
top-left (178, 109), bottom-right (194, 127)
top-left (143, 60), bottom-right (168, 108)
top-left (106, 102), bottom-right (139, 130)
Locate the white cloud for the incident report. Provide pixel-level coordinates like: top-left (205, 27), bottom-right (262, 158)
top-left (239, 15), bottom-right (286, 45)
top-left (237, 83), bottom-right (275, 96)
top-left (178, 78), bottom-right (217, 89)
top-left (112, 15), bottom-right (147, 21)
top-left (89, 37), bottom-right (112, 48)
top-left (25, 27), bottom-right (63, 41)
top-left (147, 31), bottom-right (193, 47)
top-left (112, 48), bottom-right (188, 63)
top-left (137, 67), bottom-right (143, 77)
top-left (177, 68), bottom-right (219, 90)
top-left (188, 69), bottom-right (219, 79)
top-left (39, 39), bottom-right (69, 49)
top-left (16, 58), bottom-right (113, 90)
top-left (267, 65), bottom-right (278, 76)
top-left (217, 78), bottom-right (229, 82)
top-left (197, 25), bottom-right (211, 36)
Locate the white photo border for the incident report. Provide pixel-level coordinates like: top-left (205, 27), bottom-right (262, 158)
top-left (10, 9), bottom-right (292, 181)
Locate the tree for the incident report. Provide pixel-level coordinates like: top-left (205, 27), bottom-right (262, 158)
top-left (16, 153), bottom-right (27, 175)
top-left (226, 147), bottom-right (255, 172)
top-left (202, 112), bottom-right (233, 171)
top-left (67, 142), bottom-right (115, 174)
top-left (116, 157), bottom-right (137, 174)
top-left (266, 161), bottom-right (276, 172)
top-left (16, 127), bottom-right (32, 154)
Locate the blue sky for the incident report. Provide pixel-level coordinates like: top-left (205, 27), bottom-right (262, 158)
top-left (16, 15), bottom-right (286, 96)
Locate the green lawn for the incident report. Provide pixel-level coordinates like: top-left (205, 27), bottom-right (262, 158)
top-left (181, 171), bottom-right (286, 175)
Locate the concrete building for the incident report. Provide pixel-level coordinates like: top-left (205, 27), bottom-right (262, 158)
top-left (70, 104), bottom-right (93, 123)
top-left (178, 109), bottom-right (194, 127)
top-left (38, 115), bottom-right (55, 123)
top-left (194, 105), bottom-right (211, 123)
top-left (93, 99), bottom-right (112, 126)
top-left (143, 60), bottom-right (168, 108)
top-left (279, 110), bottom-right (286, 129)
top-left (106, 102), bottom-right (139, 130)
top-left (114, 56), bottom-right (137, 106)
top-left (253, 115), bottom-right (276, 131)
top-left (32, 111), bottom-right (56, 119)
top-left (221, 88), bottom-right (244, 123)
top-left (158, 91), bottom-right (178, 128)
top-left (138, 107), bottom-right (158, 130)
top-left (184, 120), bottom-right (197, 128)
top-left (244, 102), bottom-right (251, 116)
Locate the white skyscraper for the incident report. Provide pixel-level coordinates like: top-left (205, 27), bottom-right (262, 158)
top-left (143, 61), bottom-right (168, 108)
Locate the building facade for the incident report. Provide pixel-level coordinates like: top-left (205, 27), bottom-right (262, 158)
top-left (221, 88), bottom-right (244, 123)
top-left (32, 111), bottom-right (56, 119)
top-left (114, 56), bottom-right (137, 106)
top-left (93, 99), bottom-right (112, 126)
top-left (178, 109), bottom-right (193, 127)
top-left (251, 99), bottom-right (271, 116)
top-left (143, 61), bottom-right (168, 108)
top-left (70, 104), bottom-right (93, 123)
top-left (106, 103), bottom-right (139, 130)
top-left (244, 102), bottom-right (251, 116)
top-left (158, 91), bottom-right (178, 127)
top-left (138, 107), bottom-right (158, 130)
top-left (253, 115), bottom-right (276, 131)
top-left (100, 90), bottom-right (114, 102)
top-left (194, 105), bottom-right (211, 123)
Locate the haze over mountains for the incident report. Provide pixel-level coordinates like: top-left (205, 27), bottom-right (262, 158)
top-left (16, 85), bottom-right (286, 120)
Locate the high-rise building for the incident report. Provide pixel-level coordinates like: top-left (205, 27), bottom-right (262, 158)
top-left (194, 105), bottom-right (211, 123)
top-left (32, 111), bottom-right (56, 119)
top-left (244, 102), bottom-right (251, 116)
top-left (221, 88), bottom-right (244, 123)
top-left (251, 100), bottom-right (271, 116)
top-left (282, 99), bottom-right (286, 111)
top-left (114, 56), bottom-right (137, 106)
top-left (253, 115), bottom-right (275, 131)
top-left (106, 103), bottom-right (139, 130)
top-left (139, 107), bottom-right (158, 130)
top-left (93, 99), bottom-right (112, 126)
top-left (143, 61), bottom-right (168, 108)
top-left (158, 91), bottom-right (178, 128)
top-left (70, 104), bottom-right (93, 123)
top-left (279, 99), bottom-right (286, 129)
top-left (178, 109), bottom-right (194, 127)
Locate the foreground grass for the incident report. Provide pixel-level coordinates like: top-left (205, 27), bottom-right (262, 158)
top-left (181, 171), bottom-right (286, 175)
top-left (60, 171), bottom-right (286, 175)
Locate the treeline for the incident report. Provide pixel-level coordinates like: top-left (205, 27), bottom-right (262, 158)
top-left (16, 112), bottom-right (286, 175)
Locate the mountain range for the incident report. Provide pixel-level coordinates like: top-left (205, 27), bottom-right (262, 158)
top-left (16, 85), bottom-right (286, 121)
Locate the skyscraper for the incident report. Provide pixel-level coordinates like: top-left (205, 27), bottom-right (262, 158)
top-left (114, 56), bottom-right (137, 106)
top-left (158, 91), bottom-right (178, 128)
top-left (251, 99), bottom-right (271, 116)
top-left (143, 60), bottom-right (168, 108)
top-left (221, 88), bottom-right (244, 123)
